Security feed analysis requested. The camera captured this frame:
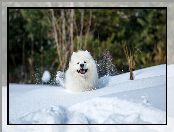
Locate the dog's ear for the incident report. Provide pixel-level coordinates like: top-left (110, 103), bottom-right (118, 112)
top-left (72, 52), bottom-right (76, 56)
top-left (70, 52), bottom-right (76, 63)
top-left (85, 50), bottom-right (90, 54)
top-left (85, 50), bottom-right (91, 56)
top-left (72, 52), bottom-right (77, 58)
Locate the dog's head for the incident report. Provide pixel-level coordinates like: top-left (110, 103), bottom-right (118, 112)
top-left (68, 50), bottom-right (96, 76)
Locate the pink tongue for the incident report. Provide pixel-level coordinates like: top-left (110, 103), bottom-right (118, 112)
top-left (80, 69), bottom-right (85, 74)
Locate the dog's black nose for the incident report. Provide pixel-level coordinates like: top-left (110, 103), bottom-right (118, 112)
top-left (80, 64), bottom-right (84, 68)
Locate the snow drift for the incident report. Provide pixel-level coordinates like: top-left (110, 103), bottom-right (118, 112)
top-left (13, 96), bottom-right (165, 124)
top-left (8, 64), bottom-right (166, 124)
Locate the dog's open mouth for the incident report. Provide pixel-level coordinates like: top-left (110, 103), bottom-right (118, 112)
top-left (77, 69), bottom-right (88, 74)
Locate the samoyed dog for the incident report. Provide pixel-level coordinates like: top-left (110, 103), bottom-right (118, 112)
top-left (65, 50), bottom-right (98, 92)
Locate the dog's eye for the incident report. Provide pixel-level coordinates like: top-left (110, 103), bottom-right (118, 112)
top-left (84, 61), bottom-right (86, 63)
top-left (77, 62), bottom-right (79, 64)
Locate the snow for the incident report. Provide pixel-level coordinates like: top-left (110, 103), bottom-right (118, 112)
top-left (69, 97), bottom-right (165, 124)
top-left (3, 64), bottom-right (174, 131)
top-left (41, 70), bottom-right (51, 83)
top-left (7, 64), bottom-right (166, 124)
top-left (55, 71), bottom-right (64, 87)
top-left (11, 96), bottom-right (165, 124)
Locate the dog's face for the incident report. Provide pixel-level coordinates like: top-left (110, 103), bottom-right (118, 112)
top-left (69, 50), bottom-right (95, 76)
top-left (76, 60), bottom-right (88, 74)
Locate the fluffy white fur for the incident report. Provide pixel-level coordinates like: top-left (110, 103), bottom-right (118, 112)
top-left (65, 50), bottom-right (98, 92)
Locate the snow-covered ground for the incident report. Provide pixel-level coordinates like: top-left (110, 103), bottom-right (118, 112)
top-left (3, 64), bottom-right (174, 131)
top-left (7, 64), bottom-right (166, 124)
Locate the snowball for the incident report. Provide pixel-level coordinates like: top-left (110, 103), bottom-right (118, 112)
top-left (42, 70), bottom-right (51, 83)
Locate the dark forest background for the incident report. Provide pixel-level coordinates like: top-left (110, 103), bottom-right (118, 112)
top-left (8, 8), bottom-right (166, 84)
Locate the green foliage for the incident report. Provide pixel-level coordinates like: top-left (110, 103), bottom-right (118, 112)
top-left (9, 9), bottom-right (166, 83)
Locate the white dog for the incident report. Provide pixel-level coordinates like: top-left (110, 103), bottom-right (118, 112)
top-left (65, 50), bottom-right (98, 92)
